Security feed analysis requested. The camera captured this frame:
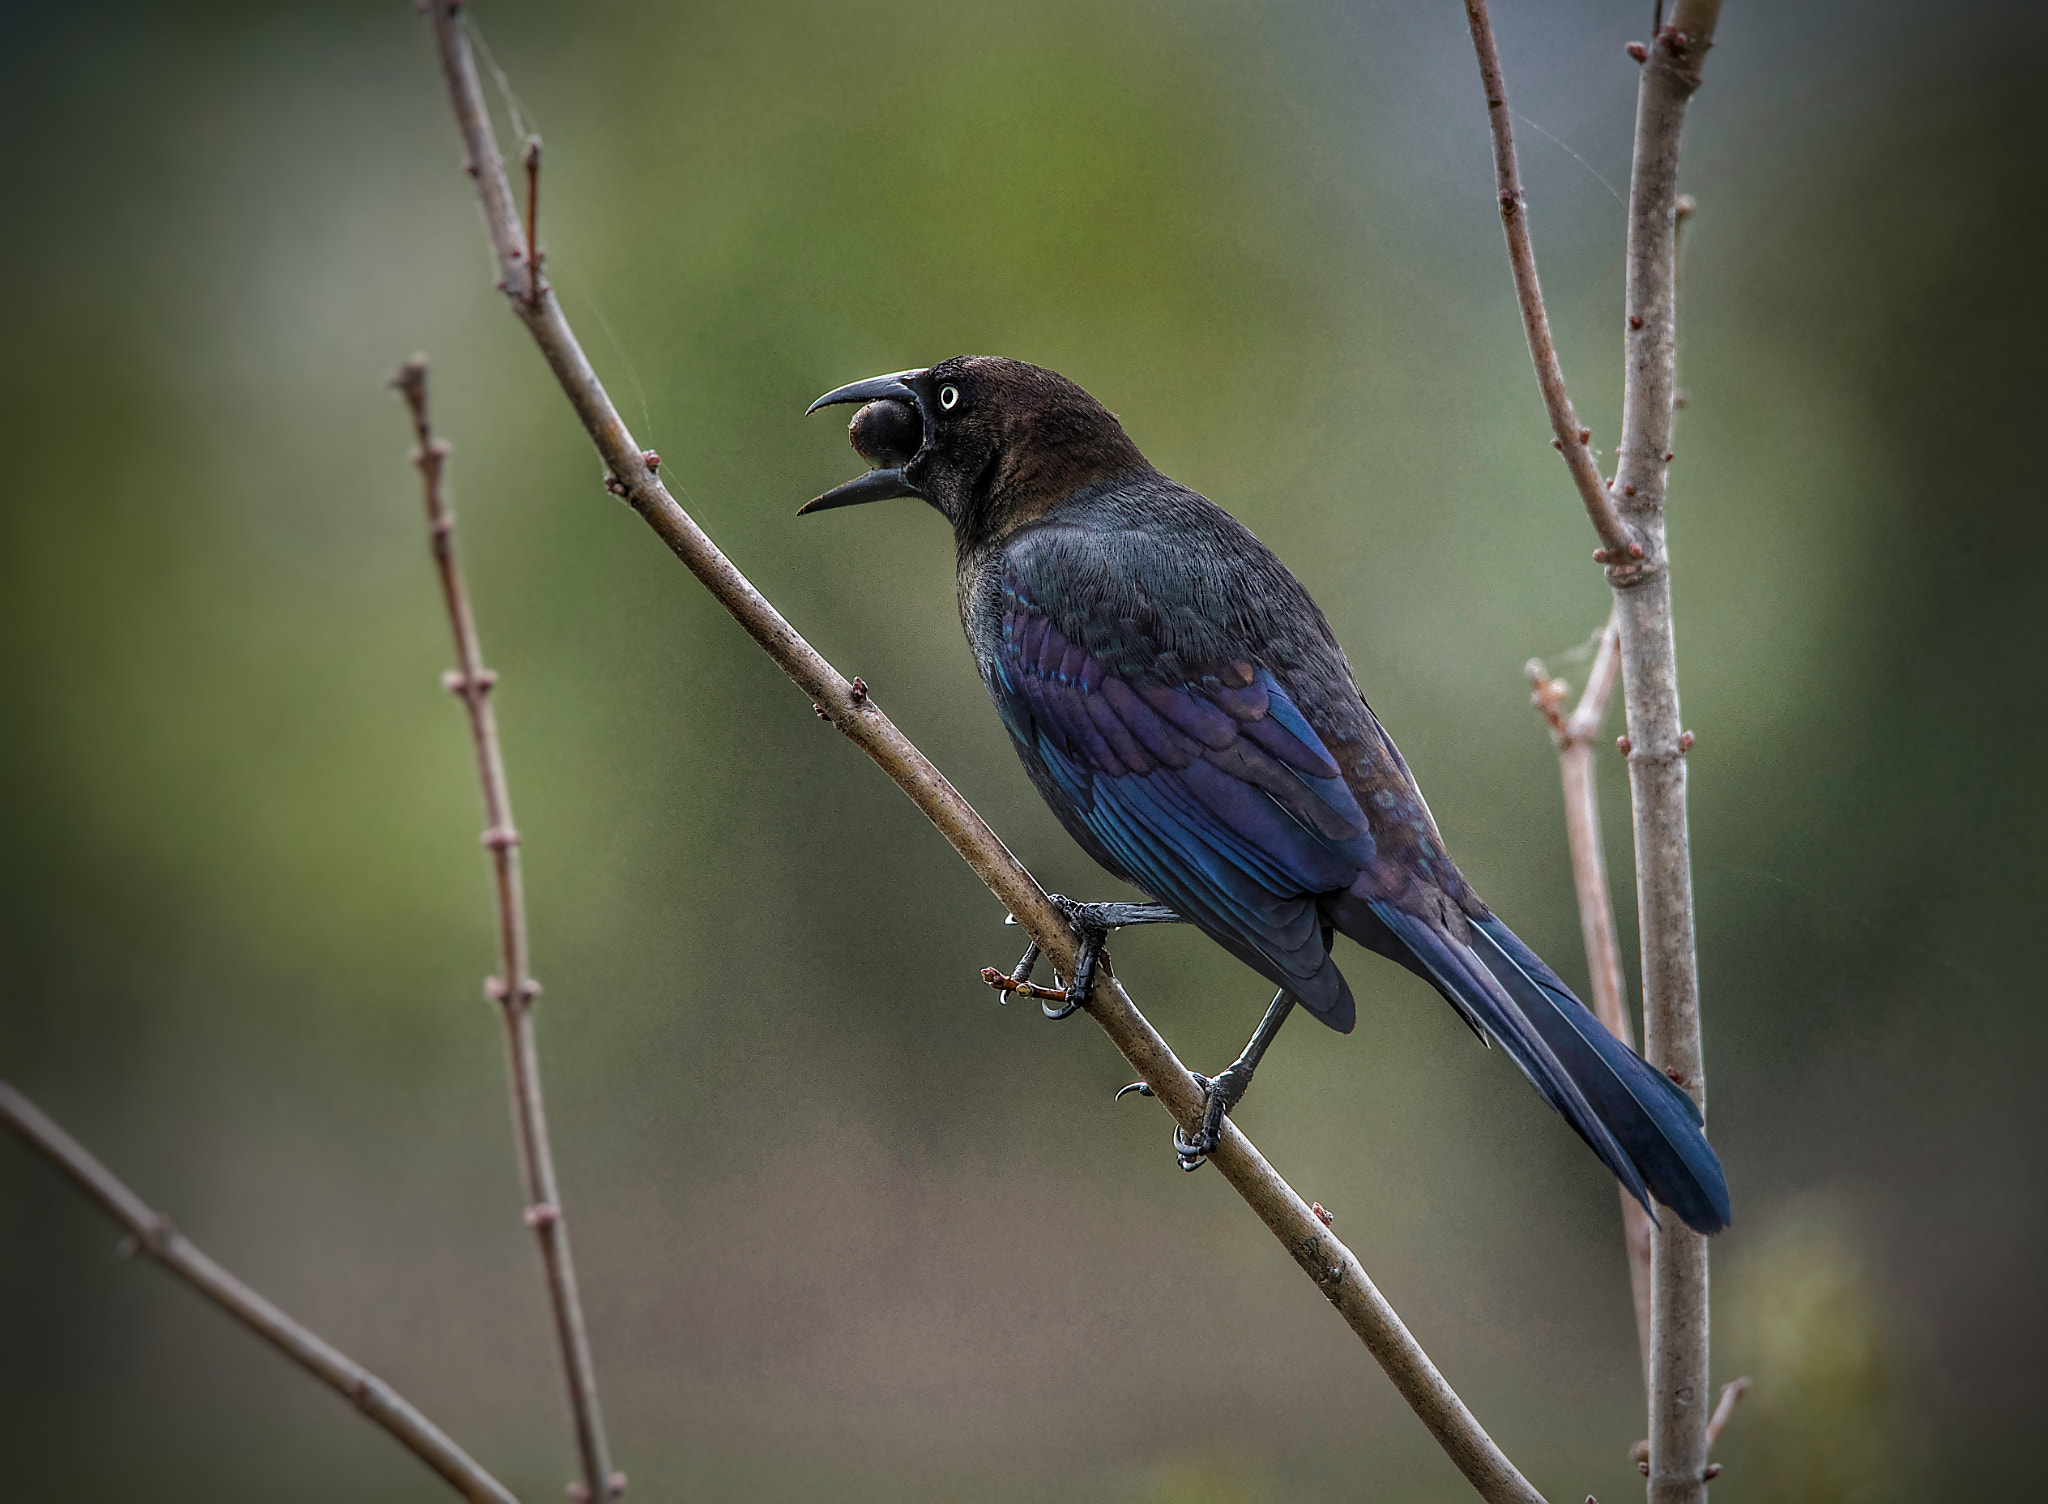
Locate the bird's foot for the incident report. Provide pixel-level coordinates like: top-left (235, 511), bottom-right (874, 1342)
top-left (981, 896), bottom-right (1180, 1021)
top-left (1115, 1063), bottom-right (1253, 1172)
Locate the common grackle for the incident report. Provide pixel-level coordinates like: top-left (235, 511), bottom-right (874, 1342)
top-left (804, 357), bottom-right (1728, 1235)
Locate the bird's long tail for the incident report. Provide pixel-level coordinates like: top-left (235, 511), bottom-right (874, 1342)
top-left (1351, 897), bottom-right (1730, 1235)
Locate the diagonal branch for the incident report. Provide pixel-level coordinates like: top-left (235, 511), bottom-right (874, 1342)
top-left (1461, 0), bottom-right (1641, 566)
top-left (1528, 616), bottom-right (1654, 1384)
top-left (417, 4), bottom-right (1546, 1499)
top-left (0, 1080), bottom-right (519, 1504)
top-left (391, 357), bottom-right (619, 1504)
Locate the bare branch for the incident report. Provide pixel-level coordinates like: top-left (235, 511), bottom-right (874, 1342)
top-left (1461, 0), bottom-right (1641, 565)
top-left (1474, 4), bottom-right (1726, 1493)
top-left (1704, 1375), bottom-right (1749, 1451)
top-left (0, 1080), bottom-right (518, 1504)
top-left (391, 357), bottom-right (620, 1504)
top-left (416, 4), bottom-right (1546, 1499)
top-left (1528, 617), bottom-right (1654, 1383)
top-left (1613, 9), bottom-right (1723, 1503)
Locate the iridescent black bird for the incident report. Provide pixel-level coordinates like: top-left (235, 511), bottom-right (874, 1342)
top-left (804, 357), bottom-right (1729, 1235)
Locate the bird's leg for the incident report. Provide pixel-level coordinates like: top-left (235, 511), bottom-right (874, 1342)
top-left (1118, 990), bottom-right (1297, 1170)
top-left (1048, 898), bottom-right (1181, 1018)
top-left (983, 897), bottom-right (1181, 1020)
top-left (1173, 987), bottom-right (1295, 1168)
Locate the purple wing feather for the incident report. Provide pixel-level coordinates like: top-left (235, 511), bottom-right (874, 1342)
top-left (990, 567), bottom-right (1374, 1023)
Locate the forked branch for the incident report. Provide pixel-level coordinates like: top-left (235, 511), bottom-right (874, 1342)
top-left (1469, 2), bottom-right (1727, 1500)
top-left (417, 3), bottom-right (1547, 1499)
top-left (392, 357), bottom-right (619, 1504)
top-left (0, 1080), bottom-right (518, 1504)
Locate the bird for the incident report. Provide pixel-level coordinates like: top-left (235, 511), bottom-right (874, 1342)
top-left (802, 356), bottom-right (1729, 1236)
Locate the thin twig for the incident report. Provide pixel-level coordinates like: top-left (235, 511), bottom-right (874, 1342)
top-left (1612, 9), bottom-right (1723, 1503)
top-left (391, 357), bottom-right (619, 1504)
top-left (1561, 617), bottom-right (1625, 749)
top-left (521, 136), bottom-right (543, 306)
top-left (1528, 616), bottom-right (1654, 1384)
top-left (416, 5), bottom-right (1545, 1499)
top-left (1704, 1375), bottom-right (1749, 1451)
top-left (1633, 1374), bottom-right (1746, 1483)
top-left (0, 1080), bottom-right (518, 1504)
top-left (1461, 0), bottom-right (1641, 566)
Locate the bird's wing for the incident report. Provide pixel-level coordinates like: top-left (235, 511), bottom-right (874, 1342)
top-left (989, 540), bottom-right (1374, 1027)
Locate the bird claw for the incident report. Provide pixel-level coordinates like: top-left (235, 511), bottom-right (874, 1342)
top-left (1172, 1068), bottom-right (1250, 1171)
top-left (989, 896), bottom-right (1181, 1022)
top-left (1040, 990), bottom-right (1084, 1021)
top-left (1115, 1069), bottom-right (1233, 1170)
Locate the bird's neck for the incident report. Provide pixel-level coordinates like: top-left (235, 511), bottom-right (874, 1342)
top-left (954, 442), bottom-right (1152, 559)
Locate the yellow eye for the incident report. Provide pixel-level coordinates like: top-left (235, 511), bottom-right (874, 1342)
top-left (939, 384), bottom-right (960, 410)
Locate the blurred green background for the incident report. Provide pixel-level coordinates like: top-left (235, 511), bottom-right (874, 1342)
top-left (2, 1), bottom-right (2040, 1500)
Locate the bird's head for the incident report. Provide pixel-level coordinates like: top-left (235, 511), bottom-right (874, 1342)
top-left (802, 356), bottom-right (1149, 550)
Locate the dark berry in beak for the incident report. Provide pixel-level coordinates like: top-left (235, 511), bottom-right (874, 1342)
top-left (849, 398), bottom-right (920, 469)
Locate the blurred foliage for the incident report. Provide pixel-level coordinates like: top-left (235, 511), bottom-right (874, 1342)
top-left (0, 1), bottom-right (2040, 1501)
top-left (1721, 1203), bottom-right (1916, 1504)
top-left (1140, 1454), bottom-right (1273, 1504)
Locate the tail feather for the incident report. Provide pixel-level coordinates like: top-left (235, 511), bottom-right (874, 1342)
top-left (1468, 915), bottom-right (1729, 1235)
top-left (1357, 898), bottom-right (1730, 1235)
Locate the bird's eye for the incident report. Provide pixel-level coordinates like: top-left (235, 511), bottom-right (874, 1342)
top-left (939, 384), bottom-right (960, 410)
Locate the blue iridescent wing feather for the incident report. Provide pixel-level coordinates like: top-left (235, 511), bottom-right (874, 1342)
top-left (988, 559), bottom-right (1372, 1027)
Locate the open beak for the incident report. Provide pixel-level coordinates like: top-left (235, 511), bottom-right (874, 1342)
top-left (797, 465), bottom-right (918, 515)
top-left (800, 368), bottom-right (930, 515)
top-left (805, 369), bottom-right (924, 415)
